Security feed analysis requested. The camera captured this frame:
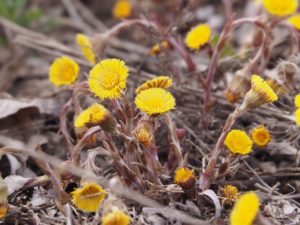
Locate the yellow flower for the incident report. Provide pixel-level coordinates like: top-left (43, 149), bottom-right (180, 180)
top-left (74, 103), bottom-right (116, 131)
top-left (224, 130), bottom-right (253, 155)
top-left (240, 75), bottom-right (278, 112)
top-left (76, 33), bottom-right (96, 64)
top-left (262, 0), bottom-right (298, 17)
top-left (89, 58), bottom-right (129, 100)
top-left (71, 183), bottom-right (106, 212)
top-left (148, 41), bottom-right (170, 55)
top-left (251, 125), bottom-right (271, 147)
top-left (113, 0), bottom-right (132, 19)
top-left (174, 167), bottom-right (196, 189)
top-left (294, 94), bottom-right (300, 108)
top-left (288, 15), bottom-right (300, 30)
top-left (295, 108), bottom-right (300, 126)
top-left (135, 88), bottom-right (176, 115)
top-left (222, 185), bottom-right (239, 205)
top-left (135, 76), bottom-right (172, 94)
top-left (230, 192), bottom-right (260, 225)
top-left (49, 56), bottom-right (79, 86)
top-left (185, 23), bottom-right (211, 50)
top-left (134, 125), bottom-right (153, 147)
top-left (102, 209), bottom-right (131, 225)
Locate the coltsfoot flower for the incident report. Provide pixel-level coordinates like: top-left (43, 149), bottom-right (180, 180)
top-left (135, 76), bottom-right (172, 94)
top-left (102, 209), bottom-right (131, 225)
top-left (251, 125), bottom-right (271, 147)
top-left (185, 23), bottom-right (211, 50)
top-left (240, 75), bottom-right (278, 112)
top-left (74, 103), bottom-right (115, 131)
top-left (113, 0), bottom-right (132, 19)
top-left (230, 192), bottom-right (260, 225)
top-left (174, 167), bottom-right (196, 189)
top-left (295, 108), bottom-right (300, 126)
top-left (71, 183), bottom-right (106, 212)
top-left (294, 94), bottom-right (300, 108)
top-left (148, 41), bottom-right (170, 55)
top-left (135, 88), bottom-right (175, 116)
top-left (288, 15), bottom-right (300, 30)
top-left (49, 56), bottom-right (79, 86)
top-left (134, 123), bottom-right (153, 147)
top-left (222, 185), bottom-right (239, 205)
top-left (89, 58), bottom-right (129, 100)
top-left (262, 0), bottom-right (298, 17)
top-left (224, 130), bottom-right (253, 155)
top-left (225, 73), bottom-right (251, 103)
top-left (76, 33), bottom-right (96, 64)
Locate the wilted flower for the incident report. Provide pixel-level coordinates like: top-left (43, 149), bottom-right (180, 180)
top-left (49, 56), bottom-right (79, 86)
top-left (71, 183), bottom-right (106, 212)
top-left (135, 76), bottom-right (172, 94)
top-left (74, 103), bottom-right (115, 131)
top-left (225, 73), bottom-right (251, 103)
top-left (295, 108), bottom-right (300, 126)
top-left (102, 208), bottom-right (131, 225)
top-left (262, 0), bottom-right (298, 17)
top-left (76, 33), bottom-right (96, 64)
top-left (135, 88), bottom-right (176, 116)
top-left (222, 185), bottom-right (239, 205)
top-left (240, 75), bottom-right (278, 112)
top-left (294, 94), bottom-right (300, 108)
top-left (174, 167), bottom-right (196, 189)
top-left (113, 0), bottom-right (132, 19)
top-left (89, 58), bottom-right (129, 100)
top-left (224, 130), bottom-right (253, 155)
top-left (134, 123), bottom-right (153, 147)
top-left (251, 125), bottom-right (271, 147)
top-left (185, 23), bottom-right (211, 50)
top-left (230, 192), bottom-right (260, 225)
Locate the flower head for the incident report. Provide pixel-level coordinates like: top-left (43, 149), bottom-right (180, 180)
top-left (185, 23), bottom-right (211, 50)
top-left (230, 192), bottom-right (260, 225)
top-left (240, 75), bottom-right (278, 112)
top-left (251, 125), bottom-right (271, 147)
top-left (74, 103), bottom-right (116, 131)
top-left (225, 73), bottom-right (251, 103)
top-left (135, 76), bottom-right (172, 94)
top-left (174, 167), bottom-right (196, 189)
top-left (295, 108), bottom-right (300, 126)
top-left (294, 94), bottom-right (300, 108)
top-left (222, 185), bottom-right (239, 205)
top-left (224, 130), bottom-right (253, 155)
top-left (113, 0), bottom-right (132, 19)
top-left (134, 124), bottom-right (153, 147)
top-left (262, 0), bottom-right (298, 17)
top-left (49, 56), bottom-right (79, 86)
top-left (288, 15), bottom-right (300, 30)
top-left (76, 33), bottom-right (96, 64)
top-left (102, 209), bottom-right (131, 225)
top-left (148, 41), bottom-right (170, 55)
top-left (89, 58), bottom-right (129, 100)
top-left (135, 88), bottom-right (175, 116)
top-left (71, 183), bottom-right (106, 212)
